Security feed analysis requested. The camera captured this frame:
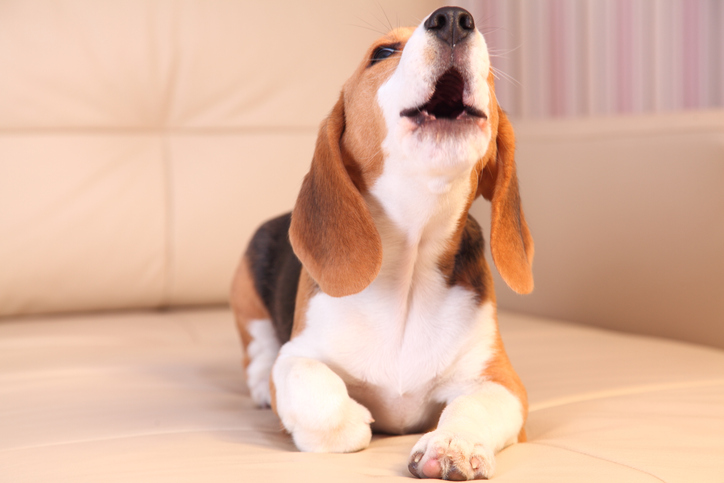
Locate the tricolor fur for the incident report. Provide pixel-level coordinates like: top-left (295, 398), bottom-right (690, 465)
top-left (231, 7), bottom-right (534, 480)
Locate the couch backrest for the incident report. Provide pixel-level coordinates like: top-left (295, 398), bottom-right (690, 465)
top-left (0, 0), bottom-right (442, 316)
top-left (471, 110), bottom-right (724, 349)
top-left (3, 2), bottom-right (722, 351)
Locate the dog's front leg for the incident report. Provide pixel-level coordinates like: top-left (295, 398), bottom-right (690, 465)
top-left (272, 354), bottom-right (373, 453)
top-left (408, 383), bottom-right (524, 480)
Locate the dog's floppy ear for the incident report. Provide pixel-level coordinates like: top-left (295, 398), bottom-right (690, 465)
top-left (289, 94), bottom-right (383, 297)
top-left (478, 106), bottom-right (534, 294)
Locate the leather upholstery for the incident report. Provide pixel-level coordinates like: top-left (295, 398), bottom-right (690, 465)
top-left (2, 308), bottom-right (723, 482)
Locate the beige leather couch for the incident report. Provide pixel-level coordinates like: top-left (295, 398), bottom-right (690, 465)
top-left (2, 2), bottom-right (723, 482)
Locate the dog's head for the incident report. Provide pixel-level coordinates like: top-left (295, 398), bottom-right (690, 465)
top-left (290, 7), bottom-right (534, 297)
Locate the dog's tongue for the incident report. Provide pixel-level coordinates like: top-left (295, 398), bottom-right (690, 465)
top-left (424, 69), bottom-right (465, 119)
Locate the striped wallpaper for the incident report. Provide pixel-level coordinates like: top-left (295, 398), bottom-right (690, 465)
top-left (455, 0), bottom-right (724, 119)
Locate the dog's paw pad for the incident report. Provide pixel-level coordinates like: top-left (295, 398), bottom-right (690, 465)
top-left (408, 430), bottom-right (494, 480)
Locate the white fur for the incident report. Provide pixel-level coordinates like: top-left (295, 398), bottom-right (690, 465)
top-left (271, 14), bottom-right (523, 465)
top-left (245, 318), bottom-right (281, 407)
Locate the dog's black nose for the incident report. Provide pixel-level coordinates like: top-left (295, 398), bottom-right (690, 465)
top-left (424, 7), bottom-right (475, 47)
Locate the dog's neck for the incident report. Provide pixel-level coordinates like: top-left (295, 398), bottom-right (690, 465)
top-left (366, 156), bottom-right (475, 294)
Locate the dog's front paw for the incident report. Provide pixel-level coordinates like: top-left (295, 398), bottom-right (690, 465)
top-left (408, 430), bottom-right (495, 480)
top-left (274, 356), bottom-right (374, 453)
top-left (290, 397), bottom-right (373, 453)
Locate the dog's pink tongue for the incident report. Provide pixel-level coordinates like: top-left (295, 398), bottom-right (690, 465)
top-left (422, 457), bottom-right (442, 478)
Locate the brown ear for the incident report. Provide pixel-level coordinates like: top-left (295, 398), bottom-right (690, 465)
top-left (478, 106), bottom-right (534, 294)
top-left (289, 94), bottom-right (383, 297)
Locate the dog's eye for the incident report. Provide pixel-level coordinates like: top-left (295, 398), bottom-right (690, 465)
top-left (369, 46), bottom-right (398, 67)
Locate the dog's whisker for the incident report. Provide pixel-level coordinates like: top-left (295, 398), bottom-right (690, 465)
top-left (490, 65), bottom-right (520, 86)
top-left (488, 45), bottom-right (522, 58)
top-left (477, 13), bottom-right (497, 26)
top-left (349, 20), bottom-right (387, 36)
top-left (365, 6), bottom-right (394, 36)
top-left (480, 26), bottom-right (505, 37)
top-left (490, 65), bottom-right (511, 83)
top-left (375, 2), bottom-right (394, 32)
top-left (493, 66), bottom-right (519, 85)
top-left (353, 13), bottom-right (392, 35)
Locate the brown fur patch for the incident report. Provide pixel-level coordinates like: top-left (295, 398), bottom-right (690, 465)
top-left (229, 255), bottom-right (271, 368)
top-left (340, 28), bottom-right (415, 189)
top-left (439, 214), bottom-right (494, 304)
top-left (291, 268), bottom-right (319, 340)
top-left (436, 167), bottom-right (481, 295)
top-left (484, 107), bottom-right (534, 294)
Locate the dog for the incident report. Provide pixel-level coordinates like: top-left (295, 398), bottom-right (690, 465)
top-left (230, 6), bottom-right (534, 480)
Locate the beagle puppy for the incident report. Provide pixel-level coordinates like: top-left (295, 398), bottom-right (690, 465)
top-left (231, 7), bottom-right (533, 480)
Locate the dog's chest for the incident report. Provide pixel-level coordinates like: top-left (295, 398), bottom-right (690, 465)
top-left (307, 276), bottom-right (477, 380)
top-left (293, 272), bottom-right (496, 432)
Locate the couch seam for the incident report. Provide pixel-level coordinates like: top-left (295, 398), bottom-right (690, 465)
top-left (0, 427), bottom-right (289, 454)
top-left (527, 440), bottom-right (668, 483)
top-left (161, 134), bottom-right (174, 308)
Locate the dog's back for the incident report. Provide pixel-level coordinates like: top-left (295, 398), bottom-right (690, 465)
top-left (240, 213), bottom-right (300, 343)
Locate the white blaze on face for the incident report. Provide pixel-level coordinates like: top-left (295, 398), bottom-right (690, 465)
top-left (376, 16), bottom-right (493, 176)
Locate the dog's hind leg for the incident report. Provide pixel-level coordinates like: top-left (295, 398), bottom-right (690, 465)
top-left (230, 255), bottom-right (280, 408)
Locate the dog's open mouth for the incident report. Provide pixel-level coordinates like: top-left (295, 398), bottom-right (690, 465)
top-left (400, 69), bottom-right (487, 125)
